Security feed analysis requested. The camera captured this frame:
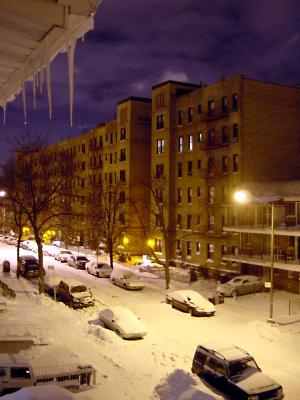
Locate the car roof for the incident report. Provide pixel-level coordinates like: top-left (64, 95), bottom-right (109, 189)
top-left (198, 341), bottom-right (252, 362)
top-left (20, 255), bottom-right (37, 260)
top-left (60, 278), bottom-right (87, 287)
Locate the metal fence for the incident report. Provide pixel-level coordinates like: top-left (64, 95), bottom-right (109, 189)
top-left (288, 298), bottom-right (300, 315)
top-left (0, 324), bottom-right (50, 340)
top-left (0, 279), bottom-right (16, 298)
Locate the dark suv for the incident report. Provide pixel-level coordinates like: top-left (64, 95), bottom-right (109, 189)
top-left (192, 342), bottom-right (284, 400)
top-left (19, 255), bottom-right (39, 278)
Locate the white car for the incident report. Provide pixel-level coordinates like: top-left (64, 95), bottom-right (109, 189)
top-left (54, 250), bottom-right (73, 262)
top-left (166, 289), bottom-right (216, 316)
top-left (111, 269), bottom-right (145, 290)
top-left (216, 275), bottom-right (265, 297)
top-left (86, 261), bottom-right (112, 277)
top-left (98, 306), bottom-right (147, 339)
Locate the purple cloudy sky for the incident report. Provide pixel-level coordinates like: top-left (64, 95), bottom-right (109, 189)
top-left (1, 0), bottom-right (299, 159)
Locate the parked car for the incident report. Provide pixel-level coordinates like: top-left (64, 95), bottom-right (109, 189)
top-left (98, 306), bottom-right (147, 339)
top-left (111, 269), bottom-right (145, 290)
top-left (192, 341), bottom-right (284, 400)
top-left (54, 250), bottom-right (73, 262)
top-left (67, 255), bottom-right (89, 269)
top-left (55, 279), bottom-right (95, 309)
top-left (86, 262), bottom-right (112, 278)
top-left (165, 289), bottom-right (216, 316)
top-left (216, 275), bottom-right (265, 297)
top-left (19, 255), bottom-right (40, 279)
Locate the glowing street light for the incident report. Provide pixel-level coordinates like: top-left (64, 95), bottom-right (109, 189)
top-left (0, 190), bottom-right (6, 197)
top-left (123, 236), bottom-right (129, 246)
top-left (147, 239), bottom-right (155, 249)
top-left (234, 190), bottom-right (275, 323)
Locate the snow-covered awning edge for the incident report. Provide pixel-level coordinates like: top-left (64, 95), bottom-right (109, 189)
top-left (0, 1), bottom-right (102, 127)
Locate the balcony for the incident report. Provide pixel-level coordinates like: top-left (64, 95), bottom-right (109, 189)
top-left (203, 138), bottom-right (230, 150)
top-left (201, 107), bottom-right (229, 122)
top-left (224, 223), bottom-right (300, 237)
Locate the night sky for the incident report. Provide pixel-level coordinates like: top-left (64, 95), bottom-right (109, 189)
top-left (1, 0), bottom-right (299, 160)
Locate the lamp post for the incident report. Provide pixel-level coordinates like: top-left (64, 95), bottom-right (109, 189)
top-left (0, 190), bottom-right (6, 234)
top-left (234, 190), bottom-right (275, 323)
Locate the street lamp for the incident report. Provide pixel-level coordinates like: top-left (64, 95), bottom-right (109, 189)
top-left (234, 190), bottom-right (275, 323)
top-left (0, 190), bottom-right (6, 234)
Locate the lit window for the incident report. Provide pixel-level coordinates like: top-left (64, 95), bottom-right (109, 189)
top-left (178, 136), bottom-right (183, 152)
top-left (187, 241), bottom-right (191, 256)
top-left (156, 114), bottom-right (164, 129)
top-left (177, 188), bottom-right (182, 204)
top-left (232, 93), bottom-right (239, 111)
top-left (188, 134), bottom-right (193, 151)
top-left (197, 131), bottom-right (203, 143)
top-left (188, 107), bottom-right (193, 122)
top-left (208, 100), bottom-right (215, 116)
top-left (120, 128), bottom-right (126, 140)
top-left (187, 187), bottom-right (192, 204)
top-left (156, 139), bottom-right (165, 154)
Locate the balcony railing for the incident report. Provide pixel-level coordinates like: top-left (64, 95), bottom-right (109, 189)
top-left (201, 107), bottom-right (229, 122)
top-left (223, 247), bottom-right (299, 265)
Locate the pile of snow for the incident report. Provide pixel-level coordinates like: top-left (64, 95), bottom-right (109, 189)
top-left (1, 385), bottom-right (91, 400)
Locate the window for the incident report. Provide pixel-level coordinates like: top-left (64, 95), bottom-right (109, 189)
top-left (155, 92), bottom-right (165, 109)
top-left (177, 214), bottom-right (182, 227)
top-left (120, 149), bottom-right (126, 161)
top-left (119, 191), bottom-right (125, 203)
top-left (109, 153), bottom-right (113, 164)
top-left (222, 186), bottom-right (228, 202)
top-left (208, 186), bottom-right (215, 204)
top-left (177, 240), bottom-right (182, 254)
top-left (11, 368), bottom-right (31, 379)
top-left (232, 93), bottom-right (239, 111)
top-left (222, 126), bottom-right (229, 144)
top-left (110, 133), bottom-right (113, 144)
top-left (81, 161), bottom-right (85, 171)
top-left (156, 164), bottom-right (164, 178)
top-left (233, 124), bottom-right (239, 142)
top-left (222, 156), bottom-right (228, 173)
top-left (197, 131), bottom-right (203, 143)
top-left (208, 215), bottom-right (215, 230)
top-left (81, 143), bottom-right (86, 153)
top-left (156, 114), bottom-right (164, 129)
top-left (208, 130), bottom-right (215, 146)
top-left (178, 162), bottom-right (182, 177)
top-left (155, 214), bottom-right (161, 228)
top-left (81, 178), bottom-right (85, 188)
top-left (188, 134), bottom-right (193, 151)
top-left (177, 188), bottom-right (182, 204)
top-left (119, 213), bottom-right (125, 225)
top-left (120, 127), bottom-right (126, 140)
top-left (178, 110), bottom-right (183, 125)
top-left (187, 215), bottom-right (192, 230)
top-left (197, 104), bottom-right (202, 114)
top-left (208, 157), bottom-right (214, 175)
top-left (222, 96), bottom-right (228, 114)
top-left (120, 170), bottom-right (126, 183)
top-left (233, 154), bottom-right (239, 172)
top-left (187, 187), bottom-right (192, 204)
top-left (156, 138), bottom-right (165, 154)
top-left (196, 242), bottom-right (201, 254)
top-left (208, 100), bottom-right (215, 116)
top-left (197, 187), bottom-right (202, 198)
top-left (187, 241), bottom-right (191, 257)
top-left (156, 189), bottom-right (163, 203)
top-left (109, 172), bottom-right (113, 184)
top-left (188, 107), bottom-right (193, 122)
top-left (207, 243), bottom-right (214, 259)
top-left (197, 159), bottom-right (202, 170)
top-left (178, 136), bottom-right (183, 152)
top-left (187, 161), bottom-right (193, 176)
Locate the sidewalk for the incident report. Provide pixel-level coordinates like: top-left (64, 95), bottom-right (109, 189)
top-left (274, 314), bottom-right (300, 325)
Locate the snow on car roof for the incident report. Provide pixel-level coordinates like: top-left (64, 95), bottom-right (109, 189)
top-left (101, 306), bottom-right (136, 321)
top-left (199, 341), bottom-right (252, 362)
top-left (168, 289), bottom-right (205, 300)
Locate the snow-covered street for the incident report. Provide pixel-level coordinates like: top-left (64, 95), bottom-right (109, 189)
top-left (0, 243), bottom-right (299, 399)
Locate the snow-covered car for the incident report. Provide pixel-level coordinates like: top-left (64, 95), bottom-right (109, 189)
top-left (54, 250), bottom-right (73, 262)
top-left (55, 279), bottom-right (95, 309)
top-left (111, 269), bottom-right (145, 290)
top-left (165, 289), bottom-right (216, 316)
top-left (192, 341), bottom-right (284, 399)
top-left (98, 306), bottom-right (147, 339)
top-left (86, 261), bottom-right (112, 278)
top-left (216, 275), bottom-right (265, 297)
top-left (67, 255), bottom-right (89, 269)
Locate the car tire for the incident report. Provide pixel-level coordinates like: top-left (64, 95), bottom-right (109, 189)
top-left (188, 308), bottom-right (194, 316)
top-left (96, 272), bottom-right (99, 278)
top-left (171, 302), bottom-right (175, 308)
top-left (231, 289), bottom-right (237, 297)
top-left (165, 298), bottom-right (171, 304)
top-left (87, 268), bottom-right (90, 274)
top-left (112, 279), bottom-right (116, 285)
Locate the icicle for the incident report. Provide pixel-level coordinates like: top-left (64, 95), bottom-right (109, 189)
top-left (22, 67), bottom-right (27, 124)
top-left (2, 104), bottom-right (6, 126)
top-left (32, 73), bottom-right (36, 109)
top-left (45, 39), bottom-right (52, 120)
top-left (66, 35), bottom-right (77, 127)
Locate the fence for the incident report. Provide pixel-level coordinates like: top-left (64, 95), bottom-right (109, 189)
top-left (0, 279), bottom-right (16, 298)
top-left (0, 324), bottom-right (50, 341)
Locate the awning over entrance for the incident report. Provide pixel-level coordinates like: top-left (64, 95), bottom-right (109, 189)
top-left (0, 0), bottom-right (102, 125)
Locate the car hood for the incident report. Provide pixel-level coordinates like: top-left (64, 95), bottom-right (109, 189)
top-left (117, 319), bottom-right (147, 336)
top-left (232, 370), bottom-right (280, 394)
top-left (189, 300), bottom-right (215, 312)
top-left (72, 291), bottom-right (93, 300)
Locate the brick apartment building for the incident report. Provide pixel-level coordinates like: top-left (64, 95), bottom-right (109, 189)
top-left (21, 74), bottom-right (300, 291)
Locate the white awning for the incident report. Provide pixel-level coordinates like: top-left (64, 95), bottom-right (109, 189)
top-left (0, 0), bottom-right (102, 126)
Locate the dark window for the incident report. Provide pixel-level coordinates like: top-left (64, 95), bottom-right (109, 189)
top-left (197, 159), bottom-right (202, 170)
top-left (81, 143), bottom-right (85, 153)
top-left (232, 93), bottom-right (239, 111)
top-left (233, 124), bottom-right (239, 142)
top-left (109, 153), bottom-right (113, 164)
top-left (11, 368), bottom-right (31, 379)
top-left (188, 107), bottom-right (193, 122)
top-left (177, 188), bottom-right (182, 204)
top-left (187, 215), bottom-right (192, 229)
top-left (178, 110), bottom-right (183, 125)
top-left (120, 170), bottom-right (126, 183)
top-left (208, 100), bottom-right (215, 116)
top-left (222, 156), bottom-right (228, 173)
top-left (156, 114), bottom-right (164, 129)
top-left (187, 161), bottom-right (193, 176)
top-left (233, 154), bottom-right (239, 172)
top-left (177, 214), bottom-right (182, 227)
top-left (155, 214), bottom-right (161, 228)
top-left (187, 187), bottom-right (192, 203)
top-left (81, 161), bottom-right (85, 171)
top-left (222, 127), bottom-right (229, 144)
top-left (156, 189), bottom-right (163, 203)
top-left (120, 127), bottom-right (126, 140)
top-left (109, 172), bottom-right (113, 184)
top-left (208, 130), bottom-right (215, 146)
top-left (222, 96), bottom-right (228, 114)
top-left (208, 158), bottom-right (214, 175)
top-left (110, 133), bottom-right (113, 144)
top-left (187, 241), bottom-right (191, 256)
top-left (197, 187), bottom-right (201, 197)
top-left (119, 191), bottom-right (125, 203)
top-left (119, 213), bottom-right (125, 225)
top-left (197, 104), bottom-right (202, 114)
top-left (178, 162), bottom-right (182, 177)
top-left (120, 149), bottom-right (126, 161)
top-left (156, 164), bottom-right (164, 178)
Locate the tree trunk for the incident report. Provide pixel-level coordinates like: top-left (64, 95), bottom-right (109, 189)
top-left (164, 245), bottom-right (171, 289)
top-left (109, 246), bottom-right (114, 270)
top-left (35, 235), bottom-right (45, 294)
top-left (16, 239), bottom-right (21, 279)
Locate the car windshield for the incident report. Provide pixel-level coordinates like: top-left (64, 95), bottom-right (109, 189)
top-left (77, 256), bottom-right (88, 261)
top-left (229, 359), bottom-right (259, 378)
top-left (71, 285), bottom-right (87, 293)
top-left (61, 251), bottom-right (72, 254)
top-left (232, 278), bottom-right (242, 283)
